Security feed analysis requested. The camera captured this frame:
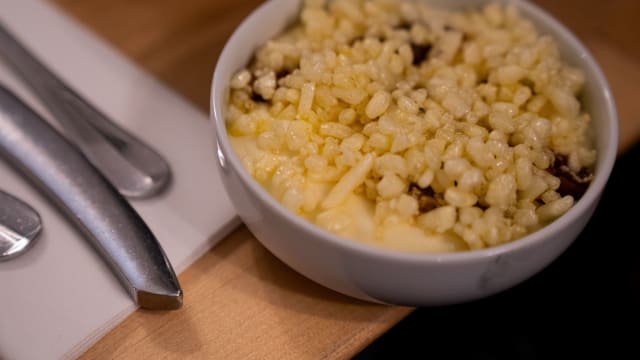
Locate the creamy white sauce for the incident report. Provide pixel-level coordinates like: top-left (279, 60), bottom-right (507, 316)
top-left (230, 136), bottom-right (465, 253)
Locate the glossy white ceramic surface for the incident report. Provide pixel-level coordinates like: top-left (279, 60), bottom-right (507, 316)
top-left (212, 0), bottom-right (618, 305)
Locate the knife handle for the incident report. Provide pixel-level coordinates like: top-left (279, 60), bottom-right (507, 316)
top-left (0, 85), bottom-right (182, 310)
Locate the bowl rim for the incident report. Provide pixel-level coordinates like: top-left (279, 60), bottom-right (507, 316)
top-left (211, 0), bottom-right (619, 265)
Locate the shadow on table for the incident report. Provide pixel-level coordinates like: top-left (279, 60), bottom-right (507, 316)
top-left (355, 142), bottom-right (640, 359)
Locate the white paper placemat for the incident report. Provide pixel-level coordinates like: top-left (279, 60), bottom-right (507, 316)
top-left (0, 0), bottom-right (239, 358)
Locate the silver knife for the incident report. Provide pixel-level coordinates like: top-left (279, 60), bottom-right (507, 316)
top-left (0, 84), bottom-right (182, 310)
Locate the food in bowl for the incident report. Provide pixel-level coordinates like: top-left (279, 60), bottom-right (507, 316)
top-left (213, 0), bottom-right (616, 305)
top-left (225, 0), bottom-right (596, 253)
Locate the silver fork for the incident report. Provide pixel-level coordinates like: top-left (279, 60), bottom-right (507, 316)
top-left (0, 189), bottom-right (41, 261)
top-left (0, 22), bottom-right (171, 199)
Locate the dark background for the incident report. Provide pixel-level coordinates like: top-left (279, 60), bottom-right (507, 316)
top-left (356, 143), bottom-right (640, 359)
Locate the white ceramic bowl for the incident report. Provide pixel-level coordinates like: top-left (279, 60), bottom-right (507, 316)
top-left (211, 0), bottom-right (618, 305)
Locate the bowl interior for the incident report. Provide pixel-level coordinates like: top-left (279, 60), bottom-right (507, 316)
top-left (211, 0), bottom-right (618, 261)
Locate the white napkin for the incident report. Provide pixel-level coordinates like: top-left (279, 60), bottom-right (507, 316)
top-left (0, 0), bottom-right (238, 358)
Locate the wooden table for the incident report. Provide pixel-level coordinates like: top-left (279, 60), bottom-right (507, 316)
top-left (46, 0), bottom-right (640, 358)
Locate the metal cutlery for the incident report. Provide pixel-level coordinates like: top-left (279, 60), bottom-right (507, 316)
top-left (0, 84), bottom-right (182, 309)
top-left (0, 189), bottom-right (42, 261)
top-left (0, 21), bottom-right (171, 199)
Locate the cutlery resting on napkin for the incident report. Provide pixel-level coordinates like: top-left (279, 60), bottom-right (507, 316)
top-left (0, 21), bottom-right (172, 199)
top-left (0, 22), bottom-right (182, 310)
top-left (0, 18), bottom-right (183, 310)
top-left (0, 84), bottom-right (182, 309)
top-left (0, 0), bottom-right (238, 356)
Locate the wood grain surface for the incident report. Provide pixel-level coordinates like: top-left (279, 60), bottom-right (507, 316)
top-left (46, 0), bottom-right (640, 358)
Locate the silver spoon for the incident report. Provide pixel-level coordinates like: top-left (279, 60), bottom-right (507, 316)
top-left (0, 189), bottom-right (41, 261)
top-left (0, 22), bottom-right (171, 199)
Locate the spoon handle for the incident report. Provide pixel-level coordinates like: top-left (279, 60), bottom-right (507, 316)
top-left (0, 189), bottom-right (41, 261)
top-left (0, 85), bottom-right (182, 309)
top-left (0, 22), bottom-right (171, 199)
